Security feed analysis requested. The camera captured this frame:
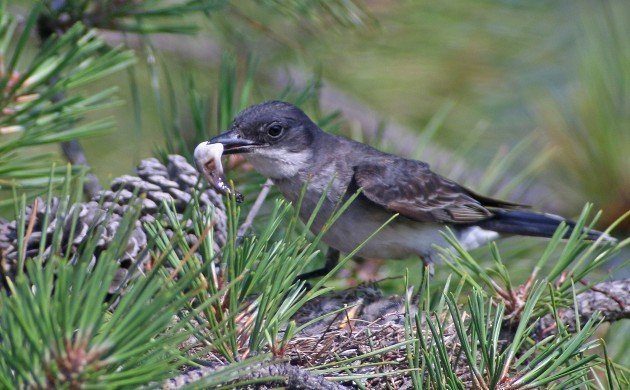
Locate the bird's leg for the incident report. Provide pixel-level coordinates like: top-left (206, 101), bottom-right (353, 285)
top-left (296, 248), bottom-right (340, 280)
top-left (421, 255), bottom-right (435, 278)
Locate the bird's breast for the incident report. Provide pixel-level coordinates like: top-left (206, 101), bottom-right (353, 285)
top-left (273, 177), bottom-right (448, 260)
top-left (245, 149), bottom-right (312, 180)
top-left (318, 198), bottom-right (448, 259)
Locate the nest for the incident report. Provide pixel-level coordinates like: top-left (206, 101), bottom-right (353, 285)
top-left (288, 286), bottom-right (414, 388)
top-left (167, 286), bottom-right (464, 389)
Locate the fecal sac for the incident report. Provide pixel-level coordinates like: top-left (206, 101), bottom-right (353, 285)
top-left (193, 142), bottom-right (244, 202)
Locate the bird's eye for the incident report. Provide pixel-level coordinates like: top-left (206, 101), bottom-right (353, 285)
top-left (267, 124), bottom-right (284, 138)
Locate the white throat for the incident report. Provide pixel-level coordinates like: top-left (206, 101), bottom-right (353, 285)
top-left (245, 148), bottom-right (312, 179)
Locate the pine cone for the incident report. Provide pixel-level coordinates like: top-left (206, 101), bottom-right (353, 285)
top-left (0, 155), bottom-right (227, 293)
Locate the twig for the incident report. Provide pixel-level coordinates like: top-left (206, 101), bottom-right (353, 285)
top-left (18, 198), bottom-right (39, 272)
top-left (579, 279), bottom-right (626, 311)
top-left (239, 363), bottom-right (347, 389)
top-left (236, 178), bottom-right (273, 243)
top-left (164, 362), bottom-right (347, 390)
top-left (539, 278), bottom-right (630, 334)
top-left (61, 140), bottom-right (103, 199)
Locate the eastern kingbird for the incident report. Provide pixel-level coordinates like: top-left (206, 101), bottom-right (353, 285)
top-left (208, 101), bottom-right (612, 277)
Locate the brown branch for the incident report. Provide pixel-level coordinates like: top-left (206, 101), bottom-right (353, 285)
top-left (236, 178), bottom-right (273, 243)
top-left (236, 363), bottom-right (347, 390)
top-left (539, 278), bottom-right (630, 334)
top-left (164, 362), bottom-right (347, 390)
top-left (60, 140), bottom-right (103, 199)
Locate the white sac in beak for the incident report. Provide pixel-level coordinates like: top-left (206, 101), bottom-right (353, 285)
top-left (194, 142), bottom-right (243, 202)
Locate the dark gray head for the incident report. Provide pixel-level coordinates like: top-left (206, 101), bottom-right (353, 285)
top-left (209, 101), bottom-right (319, 154)
top-left (208, 101), bottom-right (321, 178)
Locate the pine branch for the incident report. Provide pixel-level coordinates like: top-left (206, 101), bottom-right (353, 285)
top-left (236, 178), bottom-right (272, 243)
top-left (539, 278), bottom-right (630, 334)
top-left (59, 139), bottom-right (102, 198)
top-left (0, 177), bottom-right (192, 387)
top-left (245, 363), bottom-right (346, 390)
top-left (39, 0), bottom-right (227, 35)
top-left (165, 363), bottom-right (347, 390)
top-left (0, 5), bottom-right (134, 196)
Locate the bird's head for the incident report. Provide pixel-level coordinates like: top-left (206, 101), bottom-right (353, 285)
top-left (208, 101), bottom-right (319, 178)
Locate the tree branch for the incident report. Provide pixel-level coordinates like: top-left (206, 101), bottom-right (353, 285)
top-left (165, 362), bottom-right (347, 390)
top-left (60, 140), bottom-right (103, 199)
top-left (539, 278), bottom-right (630, 334)
top-left (238, 363), bottom-right (346, 390)
top-left (236, 178), bottom-right (273, 244)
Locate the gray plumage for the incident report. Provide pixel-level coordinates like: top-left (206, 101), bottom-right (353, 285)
top-left (209, 101), bottom-right (612, 265)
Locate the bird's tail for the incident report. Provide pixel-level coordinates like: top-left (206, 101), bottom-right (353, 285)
top-left (477, 210), bottom-right (616, 243)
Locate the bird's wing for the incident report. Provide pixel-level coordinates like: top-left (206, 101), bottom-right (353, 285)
top-left (352, 158), bottom-right (526, 224)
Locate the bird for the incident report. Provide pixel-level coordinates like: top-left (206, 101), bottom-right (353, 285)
top-left (208, 101), bottom-right (613, 278)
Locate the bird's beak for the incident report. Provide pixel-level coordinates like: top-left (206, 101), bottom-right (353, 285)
top-left (208, 130), bottom-right (262, 154)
